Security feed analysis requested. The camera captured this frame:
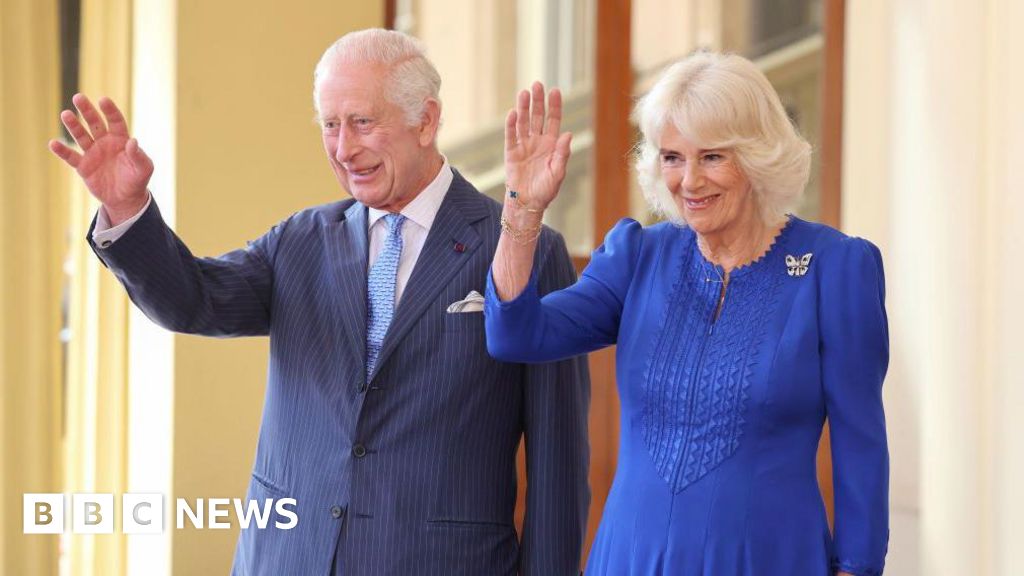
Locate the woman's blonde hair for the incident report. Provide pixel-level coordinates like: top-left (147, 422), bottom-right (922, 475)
top-left (633, 51), bottom-right (811, 224)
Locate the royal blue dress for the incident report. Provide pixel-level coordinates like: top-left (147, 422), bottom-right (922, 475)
top-left (485, 217), bottom-right (889, 576)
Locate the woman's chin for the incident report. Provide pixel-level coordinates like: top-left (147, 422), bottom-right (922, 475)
top-left (683, 211), bottom-right (715, 234)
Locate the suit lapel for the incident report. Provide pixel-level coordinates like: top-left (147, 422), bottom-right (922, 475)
top-left (370, 173), bottom-right (490, 381)
top-left (326, 201), bottom-right (369, 375)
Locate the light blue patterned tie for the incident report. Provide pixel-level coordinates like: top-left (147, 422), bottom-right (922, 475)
top-left (366, 213), bottom-right (406, 377)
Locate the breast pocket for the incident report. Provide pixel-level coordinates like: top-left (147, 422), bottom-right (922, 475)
top-left (443, 311), bottom-right (485, 333)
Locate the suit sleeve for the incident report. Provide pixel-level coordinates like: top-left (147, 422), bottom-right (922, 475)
top-left (485, 218), bottom-right (643, 363)
top-left (518, 229), bottom-right (591, 576)
top-left (87, 199), bottom-right (284, 337)
top-left (819, 237), bottom-right (890, 576)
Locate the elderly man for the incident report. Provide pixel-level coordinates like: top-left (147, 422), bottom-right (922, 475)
top-left (49, 29), bottom-right (589, 575)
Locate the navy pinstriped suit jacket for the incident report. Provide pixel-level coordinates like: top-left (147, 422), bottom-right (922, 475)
top-left (88, 171), bottom-right (590, 575)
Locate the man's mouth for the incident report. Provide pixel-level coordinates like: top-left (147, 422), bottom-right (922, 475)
top-left (348, 164), bottom-right (381, 181)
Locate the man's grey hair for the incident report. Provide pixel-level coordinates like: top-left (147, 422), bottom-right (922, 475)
top-left (313, 28), bottom-right (442, 126)
top-left (633, 51), bottom-right (811, 225)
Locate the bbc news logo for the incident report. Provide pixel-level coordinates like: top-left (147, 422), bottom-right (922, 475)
top-left (23, 494), bottom-right (298, 534)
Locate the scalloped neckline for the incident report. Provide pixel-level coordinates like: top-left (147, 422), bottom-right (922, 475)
top-left (694, 215), bottom-right (796, 279)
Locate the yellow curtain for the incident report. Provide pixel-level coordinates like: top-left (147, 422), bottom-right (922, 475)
top-left (63, 0), bottom-right (133, 574)
top-left (0, 0), bottom-right (64, 574)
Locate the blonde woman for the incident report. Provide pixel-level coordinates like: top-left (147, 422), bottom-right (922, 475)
top-left (486, 52), bottom-right (889, 576)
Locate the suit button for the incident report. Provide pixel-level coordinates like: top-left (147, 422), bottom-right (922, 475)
top-left (330, 505), bottom-right (343, 519)
top-left (352, 444), bottom-right (367, 458)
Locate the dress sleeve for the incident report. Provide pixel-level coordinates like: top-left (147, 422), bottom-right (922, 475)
top-left (485, 217), bottom-right (643, 363)
top-left (818, 236), bottom-right (890, 576)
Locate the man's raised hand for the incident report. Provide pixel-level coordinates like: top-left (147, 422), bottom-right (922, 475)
top-left (48, 94), bottom-right (153, 225)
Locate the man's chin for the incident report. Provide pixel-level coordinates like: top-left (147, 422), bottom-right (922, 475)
top-left (346, 186), bottom-right (378, 205)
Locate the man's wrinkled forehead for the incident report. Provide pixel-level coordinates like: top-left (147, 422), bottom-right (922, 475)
top-left (319, 53), bottom-right (392, 84)
top-left (316, 63), bottom-right (389, 113)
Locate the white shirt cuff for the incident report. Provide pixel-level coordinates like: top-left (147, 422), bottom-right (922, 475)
top-left (91, 194), bottom-right (153, 248)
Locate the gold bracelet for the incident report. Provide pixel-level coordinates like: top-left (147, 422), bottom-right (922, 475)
top-left (500, 215), bottom-right (543, 245)
top-left (506, 186), bottom-right (543, 214)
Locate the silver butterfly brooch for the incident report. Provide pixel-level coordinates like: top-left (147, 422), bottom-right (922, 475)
top-left (786, 253), bottom-right (813, 277)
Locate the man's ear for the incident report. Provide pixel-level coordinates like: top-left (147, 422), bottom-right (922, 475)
top-left (418, 98), bottom-right (441, 146)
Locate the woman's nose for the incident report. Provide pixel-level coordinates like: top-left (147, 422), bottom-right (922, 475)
top-left (682, 163), bottom-right (705, 192)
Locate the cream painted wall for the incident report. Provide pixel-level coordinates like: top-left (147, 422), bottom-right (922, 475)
top-left (844, 1), bottom-right (1024, 574)
top-left (632, 0), bottom-right (696, 72)
top-left (988, 4), bottom-right (1024, 573)
top-left (169, 2), bottom-right (383, 574)
top-left (415, 0), bottom-right (515, 148)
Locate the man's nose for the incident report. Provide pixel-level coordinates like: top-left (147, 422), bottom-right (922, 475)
top-left (335, 130), bottom-right (361, 164)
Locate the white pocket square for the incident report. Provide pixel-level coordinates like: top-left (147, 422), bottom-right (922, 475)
top-left (446, 290), bottom-right (485, 313)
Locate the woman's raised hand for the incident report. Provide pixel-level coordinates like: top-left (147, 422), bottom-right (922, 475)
top-left (504, 82), bottom-right (572, 212)
top-left (48, 94), bottom-right (153, 224)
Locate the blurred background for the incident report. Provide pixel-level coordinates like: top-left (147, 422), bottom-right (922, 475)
top-left (1, 0), bottom-right (1021, 574)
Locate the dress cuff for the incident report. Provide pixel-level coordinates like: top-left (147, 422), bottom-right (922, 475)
top-left (832, 558), bottom-right (885, 576)
top-left (484, 264), bottom-right (541, 312)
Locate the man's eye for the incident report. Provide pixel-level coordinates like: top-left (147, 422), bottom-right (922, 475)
top-left (322, 120), bottom-right (338, 130)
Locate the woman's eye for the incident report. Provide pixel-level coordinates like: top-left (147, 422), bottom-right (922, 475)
top-left (660, 154), bottom-right (681, 164)
top-left (703, 153), bottom-right (724, 162)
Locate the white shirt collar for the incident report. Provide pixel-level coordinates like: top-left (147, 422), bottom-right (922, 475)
top-left (367, 156), bottom-right (453, 232)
